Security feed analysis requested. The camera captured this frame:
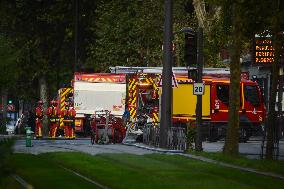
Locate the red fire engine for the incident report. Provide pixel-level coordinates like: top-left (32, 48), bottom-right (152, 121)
top-left (172, 75), bottom-right (266, 141)
top-left (111, 67), bottom-right (266, 142)
top-left (58, 67), bottom-right (265, 142)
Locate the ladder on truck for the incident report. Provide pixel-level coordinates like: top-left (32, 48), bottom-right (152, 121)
top-left (109, 66), bottom-right (230, 75)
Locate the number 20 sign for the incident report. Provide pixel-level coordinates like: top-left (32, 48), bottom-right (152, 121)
top-left (193, 83), bottom-right (205, 95)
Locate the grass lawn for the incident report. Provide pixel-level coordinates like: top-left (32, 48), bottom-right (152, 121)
top-left (8, 152), bottom-right (284, 189)
top-left (188, 151), bottom-right (284, 176)
top-left (0, 175), bottom-right (22, 189)
top-left (7, 153), bottom-right (101, 189)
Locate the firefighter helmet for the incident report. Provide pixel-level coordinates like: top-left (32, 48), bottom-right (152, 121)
top-left (38, 100), bottom-right (43, 105)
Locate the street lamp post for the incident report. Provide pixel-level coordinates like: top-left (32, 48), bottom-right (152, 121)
top-left (160, 0), bottom-right (173, 148)
top-left (195, 27), bottom-right (204, 151)
top-left (74, 0), bottom-right (79, 72)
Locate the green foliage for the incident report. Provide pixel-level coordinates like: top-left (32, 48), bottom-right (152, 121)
top-left (0, 117), bottom-right (12, 134)
top-left (90, 0), bottom-right (202, 70)
top-left (90, 0), bottom-right (163, 70)
top-left (0, 0), bottom-right (231, 99)
top-left (0, 125), bottom-right (6, 134)
top-left (0, 138), bottom-right (15, 179)
top-left (0, 35), bottom-right (19, 91)
top-left (0, 0), bottom-right (97, 99)
top-left (186, 127), bottom-right (196, 150)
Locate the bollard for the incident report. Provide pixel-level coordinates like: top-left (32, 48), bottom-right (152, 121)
top-left (25, 127), bottom-right (33, 147)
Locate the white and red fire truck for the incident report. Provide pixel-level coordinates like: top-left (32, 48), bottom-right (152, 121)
top-left (58, 67), bottom-right (265, 141)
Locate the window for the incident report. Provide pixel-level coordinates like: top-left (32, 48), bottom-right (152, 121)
top-left (216, 85), bottom-right (229, 105)
top-left (244, 85), bottom-right (260, 107)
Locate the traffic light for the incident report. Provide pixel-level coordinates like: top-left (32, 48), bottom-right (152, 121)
top-left (184, 32), bottom-right (197, 66)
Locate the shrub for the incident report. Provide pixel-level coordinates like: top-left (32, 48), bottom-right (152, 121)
top-left (0, 138), bottom-right (15, 179)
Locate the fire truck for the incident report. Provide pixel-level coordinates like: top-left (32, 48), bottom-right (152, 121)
top-left (57, 71), bottom-right (161, 135)
top-left (172, 75), bottom-right (265, 141)
top-left (111, 67), bottom-right (266, 141)
top-left (58, 73), bottom-right (126, 134)
top-left (59, 67), bottom-right (265, 142)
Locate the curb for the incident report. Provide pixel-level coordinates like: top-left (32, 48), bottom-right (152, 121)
top-left (122, 142), bottom-right (184, 153)
top-left (12, 174), bottom-right (33, 189)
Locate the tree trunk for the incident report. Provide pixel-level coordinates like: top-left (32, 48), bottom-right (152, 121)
top-left (193, 0), bottom-right (206, 29)
top-left (18, 99), bottom-right (24, 117)
top-left (193, 0), bottom-right (221, 36)
top-left (266, 21), bottom-right (281, 160)
top-left (223, 2), bottom-right (241, 156)
top-left (39, 76), bottom-right (49, 137)
top-left (2, 89), bottom-right (8, 122)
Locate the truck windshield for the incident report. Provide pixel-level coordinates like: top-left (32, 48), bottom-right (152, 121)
top-left (244, 85), bottom-right (260, 106)
top-left (216, 85), bottom-right (229, 105)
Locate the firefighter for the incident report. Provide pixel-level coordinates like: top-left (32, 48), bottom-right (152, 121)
top-left (61, 101), bottom-right (76, 139)
top-left (46, 100), bottom-right (60, 138)
top-left (122, 104), bottom-right (130, 127)
top-left (35, 100), bottom-right (44, 138)
top-left (68, 102), bottom-right (76, 139)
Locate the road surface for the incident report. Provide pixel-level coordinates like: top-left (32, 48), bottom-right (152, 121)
top-left (11, 137), bottom-right (284, 159)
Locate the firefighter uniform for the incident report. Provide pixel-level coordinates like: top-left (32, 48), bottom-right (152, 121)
top-left (46, 100), bottom-right (60, 138)
top-left (35, 100), bottom-right (44, 138)
top-left (61, 102), bottom-right (76, 139)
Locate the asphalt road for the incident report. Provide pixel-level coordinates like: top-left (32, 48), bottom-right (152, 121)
top-left (11, 137), bottom-right (284, 159)
top-left (13, 139), bottom-right (157, 155)
top-left (203, 140), bottom-right (284, 159)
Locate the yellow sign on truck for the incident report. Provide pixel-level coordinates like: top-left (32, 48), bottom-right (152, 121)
top-left (173, 82), bottom-right (211, 119)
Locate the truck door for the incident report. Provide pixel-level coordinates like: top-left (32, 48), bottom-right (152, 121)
top-left (211, 83), bottom-right (230, 122)
top-left (241, 82), bottom-right (265, 124)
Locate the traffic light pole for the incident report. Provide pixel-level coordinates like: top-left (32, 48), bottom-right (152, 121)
top-left (160, 0), bottom-right (173, 148)
top-left (195, 27), bottom-right (204, 151)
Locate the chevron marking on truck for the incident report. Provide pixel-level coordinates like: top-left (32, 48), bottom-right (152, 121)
top-left (152, 112), bottom-right (159, 126)
top-left (60, 88), bottom-right (72, 128)
top-left (128, 78), bottom-right (138, 119)
top-left (129, 79), bottom-right (135, 90)
top-left (149, 77), bottom-right (158, 90)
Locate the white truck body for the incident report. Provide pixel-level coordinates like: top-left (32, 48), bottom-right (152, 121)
top-left (74, 81), bottom-right (126, 117)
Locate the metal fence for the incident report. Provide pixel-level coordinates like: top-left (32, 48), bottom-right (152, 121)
top-left (167, 127), bottom-right (187, 150)
top-left (143, 124), bottom-right (187, 151)
top-left (143, 124), bottom-right (160, 147)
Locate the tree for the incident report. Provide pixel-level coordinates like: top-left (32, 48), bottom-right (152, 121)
top-left (90, 0), bottom-right (199, 70)
top-left (192, 0), bottom-right (228, 67)
top-left (0, 35), bottom-right (19, 121)
top-left (220, 0), bottom-right (276, 156)
top-left (265, 1), bottom-right (284, 160)
top-left (222, 1), bottom-right (242, 155)
top-left (0, 0), bottom-right (97, 135)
